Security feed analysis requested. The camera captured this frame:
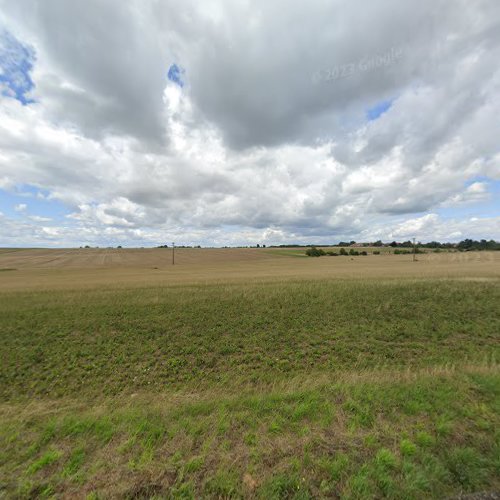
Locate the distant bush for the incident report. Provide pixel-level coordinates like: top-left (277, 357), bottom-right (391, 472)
top-left (305, 246), bottom-right (423, 257)
top-left (306, 247), bottom-right (325, 257)
top-left (394, 248), bottom-right (424, 255)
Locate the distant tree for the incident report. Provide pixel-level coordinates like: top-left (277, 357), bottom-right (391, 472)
top-left (457, 238), bottom-right (499, 251)
top-left (425, 241), bottom-right (442, 248)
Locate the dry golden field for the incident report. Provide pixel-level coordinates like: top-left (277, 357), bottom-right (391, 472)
top-left (0, 247), bottom-right (499, 291)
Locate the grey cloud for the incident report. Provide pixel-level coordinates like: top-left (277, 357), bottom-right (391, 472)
top-left (1, 0), bottom-right (173, 144)
top-left (2, 0), bottom-right (478, 149)
top-left (0, 0), bottom-right (499, 247)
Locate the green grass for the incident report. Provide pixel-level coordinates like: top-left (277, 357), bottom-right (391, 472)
top-left (265, 248), bottom-right (309, 257)
top-left (1, 280), bottom-right (499, 400)
top-left (0, 278), bottom-right (499, 497)
top-left (1, 370), bottom-right (499, 498)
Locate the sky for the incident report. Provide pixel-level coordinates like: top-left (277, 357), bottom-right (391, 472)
top-left (0, 0), bottom-right (499, 248)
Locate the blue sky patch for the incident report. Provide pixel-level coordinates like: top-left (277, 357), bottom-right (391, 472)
top-left (464, 175), bottom-right (491, 187)
top-left (0, 185), bottom-right (69, 220)
top-left (366, 99), bottom-right (392, 120)
top-left (437, 178), bottom-right (500, 219)
top-left (0, 28), bottom-right (36, 105)
top-left (167, 63), bottom-right (185, 87)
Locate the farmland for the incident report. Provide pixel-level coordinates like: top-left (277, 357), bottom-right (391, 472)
top-left (1, 248), bottom-right (499, 498)
top-left (0, 247), bottom-right (498, 291)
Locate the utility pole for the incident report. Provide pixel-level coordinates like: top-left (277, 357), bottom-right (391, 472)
top-left (172, 241), bottom-right (175, 265)
top-left (413, 237), bottom-right (417, 262)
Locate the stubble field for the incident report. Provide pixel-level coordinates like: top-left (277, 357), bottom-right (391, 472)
top-left (0, 248), bottom-right (499, 498)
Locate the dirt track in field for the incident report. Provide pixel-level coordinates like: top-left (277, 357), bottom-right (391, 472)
top-left (0, 247), bottom-right (499, 291)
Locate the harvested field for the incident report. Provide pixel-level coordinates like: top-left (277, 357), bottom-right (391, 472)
top-left (0, 247), bottom-right (499, 291)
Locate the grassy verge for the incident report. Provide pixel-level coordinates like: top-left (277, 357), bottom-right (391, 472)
top-left (1, 366), bottom-right (498, 498)
top-left (1, 278), bottom-right (499, 497)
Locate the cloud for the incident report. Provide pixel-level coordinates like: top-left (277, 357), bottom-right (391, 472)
top-left (28, 215), bottom-right (52, 222)
top-left (14, 202), bottom-right (27, 212)
top-left (0, 0), bottom-right (499, 247)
